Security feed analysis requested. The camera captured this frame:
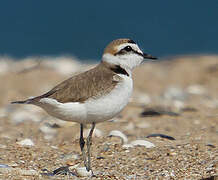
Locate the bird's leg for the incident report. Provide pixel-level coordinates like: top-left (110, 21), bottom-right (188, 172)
top-left (86, 122), bottom-right (95, 172)
top-left (79, 124), bottom-right (87, 169)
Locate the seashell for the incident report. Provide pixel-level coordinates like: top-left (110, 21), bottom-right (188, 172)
top-left (108, 130), bottom-right (128, 144)
top-left (17, 138), bottom-right (35, 146)
top-left (130, 140), bottom-right (155, 148)
top-left (75, 167), bottom-right (92, 177)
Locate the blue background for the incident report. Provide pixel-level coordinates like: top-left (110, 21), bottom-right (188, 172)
top-left (0, 1), bottom-right (217, 61)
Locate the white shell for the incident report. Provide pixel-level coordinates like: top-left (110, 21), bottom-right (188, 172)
top-left (108, 130), bottom-right (128, 144)
top-left (17, 138), bottom-right (35, 146)
top-left (130, 140), bottom-right (155, 148)
top-left (75, 167), bottom-right (92, 177)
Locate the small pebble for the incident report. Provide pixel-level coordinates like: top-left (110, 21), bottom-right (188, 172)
top-left (102, 144), bottom-right (110, 152)
top-left (124, 122), bottom-right (135, 131)
top-left (108, 130), bottom-right (128, 144)
top-left (17, 138), bottom-right (35, 146)
top-left (136, 122), bottom-right (150, 129)
top-left (163, 87), bottom-right (188, 101)
top-left (40, 124), bottom-right (57, 140)
top-left (122, 144), bottom-right (134, 149)
top-left (169, 152), bottom-right (177, 156)
top-left (140, 109), bottom-right (162, 117)
top-left (146, 133), bottom-right (176, 140)
top-left (186, 84), bottom-right (206, 95)
top-left (7, 163), bottom-right (19, 167)
top-left (96, 156), bottom-right (105, 160)
top-left (206, 144), bottom-right (216, 148)
top-left (173, 100), bottom-right (185, 111)
top-left (131, 91), bottom-right (151, 105)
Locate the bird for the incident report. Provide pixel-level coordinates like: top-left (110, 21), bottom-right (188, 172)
top-left (11, 38), bottom-right (157, 173)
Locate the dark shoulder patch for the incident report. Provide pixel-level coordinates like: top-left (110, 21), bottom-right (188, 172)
top-left (110, 65), bottom-right (129, 77)
top-left (128, 39), bottom-right (136, 44)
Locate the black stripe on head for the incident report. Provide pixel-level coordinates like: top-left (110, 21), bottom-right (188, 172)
top-left (110, 65), bottom-right (129, 77)
top-left (128, 39), bottom-right (136, 44)
top-left (115, 44), bottom-right (143, 57)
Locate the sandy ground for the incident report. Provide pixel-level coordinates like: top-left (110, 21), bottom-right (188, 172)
top-left (0, 55), bottom-right (217, 179)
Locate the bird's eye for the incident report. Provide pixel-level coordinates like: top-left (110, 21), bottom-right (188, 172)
top-left (124, 46), bottom-right (132, 52)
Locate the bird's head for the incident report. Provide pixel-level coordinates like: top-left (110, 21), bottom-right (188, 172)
top-left (102, 38), bottom-right (157, 70)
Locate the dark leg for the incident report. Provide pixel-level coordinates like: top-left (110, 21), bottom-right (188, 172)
top-left (79, 124), bottom-right (87, 169)
top-left (86, 122), bottom-right (95, 172)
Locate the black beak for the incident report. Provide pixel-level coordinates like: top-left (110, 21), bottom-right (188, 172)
top-left (143, 53), bottom-right (158, 60)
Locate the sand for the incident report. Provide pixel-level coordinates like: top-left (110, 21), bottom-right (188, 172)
top-left (0, 55), bottom-right (217, 179)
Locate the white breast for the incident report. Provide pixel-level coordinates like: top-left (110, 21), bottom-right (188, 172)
top-left (36, 74), bottom-right (133, 124)
top-left (84, 74), bottom-right (133, 123)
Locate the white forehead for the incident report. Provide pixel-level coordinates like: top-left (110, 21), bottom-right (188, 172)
top-left (116, 43), bottom-right (142, 53)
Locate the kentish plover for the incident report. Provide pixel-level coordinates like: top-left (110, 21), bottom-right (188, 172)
top-left (12, 38), bottom-right (157, 173)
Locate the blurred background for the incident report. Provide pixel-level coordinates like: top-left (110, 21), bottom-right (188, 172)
top-left (0, 0), bottom-right (218, 61)
top-left (0, 1), bottom-right (217, 179)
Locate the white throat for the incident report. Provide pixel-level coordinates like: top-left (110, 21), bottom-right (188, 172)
top-left (102, 53), bottom-right (143, 72)
top-left (102, 53), bottom-right (133, 76)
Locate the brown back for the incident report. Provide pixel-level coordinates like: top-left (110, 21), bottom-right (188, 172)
top-left (33, 61), bottom-right (122, 103)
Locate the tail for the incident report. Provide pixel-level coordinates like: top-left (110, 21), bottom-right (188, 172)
top-left (11, 99), bottom-right (32, 104)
